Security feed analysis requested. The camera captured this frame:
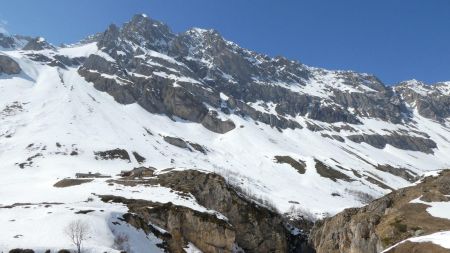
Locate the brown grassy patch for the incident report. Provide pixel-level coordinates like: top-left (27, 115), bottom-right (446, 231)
top-left (274, 156), bottom-right (306, 174)
top-left (53, 178), bottom-right (93, 188)
top-left (314, 159), bottom-right (353, 182)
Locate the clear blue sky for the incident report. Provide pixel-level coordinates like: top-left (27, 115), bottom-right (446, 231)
top-left (1, 0), bottom-right (449, 84)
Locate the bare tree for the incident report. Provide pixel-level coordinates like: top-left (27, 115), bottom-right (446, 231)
top-left (65, 219), bottom-right (90, 253)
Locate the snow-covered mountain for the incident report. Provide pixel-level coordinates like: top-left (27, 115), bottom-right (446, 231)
top-left (1, 14), bottom-right (450, 252)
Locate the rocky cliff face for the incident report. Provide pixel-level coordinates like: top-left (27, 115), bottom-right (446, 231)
top-left (103, 169), bottom-right (313, 253)
top-left (101, 195), bottom-right (236, 253)
top-left (310, 170), bottom-right (450, 253)
top-left (395, 80), bottom-right (450, 122)
top-left (4, 15), bottom-right (449, 135)
top-left (77, 14), bottom-right (449, 141)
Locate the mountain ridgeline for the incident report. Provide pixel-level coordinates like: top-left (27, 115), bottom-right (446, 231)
top-left (83, 15), bottom-right (449, 129)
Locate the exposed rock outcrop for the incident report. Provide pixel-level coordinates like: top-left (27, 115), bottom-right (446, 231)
top-left (332, 86), bottom-right (406, 124)
top-left (155, 170), bottom-right (291, 252)
top-left (201, 111), bottom-right (236, 134)
top-left (120, 166), bottom-right (155, 178)
top-left (22, 37), bottom-right (54, 51)
top-left (79, 58), bottom-right (236, 133)
top-left (94, 148), bottom-right (130, 162)
top-left (163, 136), bottom-right (209, 153)
top-left (375, 164), bottom-right (418, 183)
top-left (101, 195), bottom-right (235, 253)
top-left (110, 169), bottom-right (314, 253)
top-left (314, 159), bottom-right (353, 182)
top-left (0, 33), bottom-right (16, 49)
top-left (347, 133), bottom-right (437, 154)
top-left (310, 170), bottom-right (450, 253)
top-left (163, 136), bottom-right (190, 150)
top-left (0, 33), bottom-right (32, 50)
top-left (0, 54), bottom-right (21, 75)
top-left (395, 80), bottom-right (450, 122)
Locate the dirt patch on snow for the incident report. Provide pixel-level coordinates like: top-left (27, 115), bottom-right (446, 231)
top-left (274, 155), bottom-right (306, 174)
top-left (53, 178), bottom-right (93, 188)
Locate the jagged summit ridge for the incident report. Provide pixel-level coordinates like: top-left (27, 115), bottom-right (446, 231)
top-left (84, 14), bottom-right (449, 127)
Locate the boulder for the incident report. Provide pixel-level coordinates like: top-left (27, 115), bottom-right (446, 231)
top-left (201, 111), bottom-right (236, 134)
top-left (0, 55), bottom-right (21, 75)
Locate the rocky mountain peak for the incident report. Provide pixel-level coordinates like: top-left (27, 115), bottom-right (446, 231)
top-left (397, 79), bottom-right (450, 96)
top-left (173, 27), bottom-right (232, 58)
top-left (400, 79), bottom-right (425, 86)
top-left (96, 14), bottom-right (175, 61)
top-left (22, 37), bottom-right (54, 51)
top-left (97, 24), bottom-right (121, 50)
top-left (397, 79), bottom-right (430, 93)
top-left (0, 33), bottom-right (32, 50)
top-left (121, 14), bottom-right (174, 51)
top-left (394, 79), bottom-right (450, 121)
top-left (0, 33), bottom-right (15, 49)
top-left (78, 14), bottom-right (449, 127)
top-left (184, 27), bottom-right (224, 45)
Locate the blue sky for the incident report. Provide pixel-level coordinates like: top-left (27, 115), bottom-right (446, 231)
top-left (1, 0), bottom-right (449, 84)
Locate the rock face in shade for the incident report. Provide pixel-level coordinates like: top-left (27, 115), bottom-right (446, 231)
top-left (0, 54), bottom-right (21, 74)
top-left (0, 33), bottom-right (32, 50)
